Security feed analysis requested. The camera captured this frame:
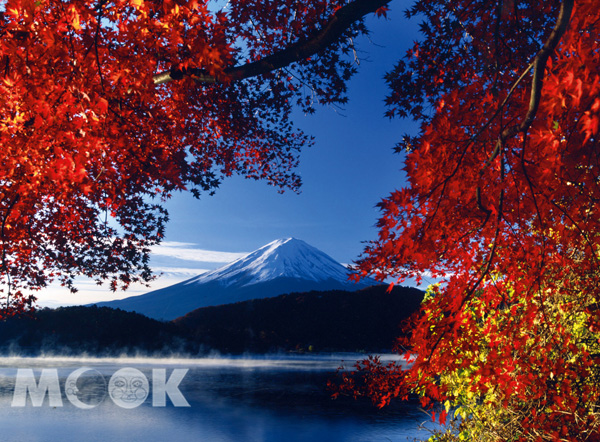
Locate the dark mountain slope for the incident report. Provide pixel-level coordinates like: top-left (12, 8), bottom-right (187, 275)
top-left (175, 285), bottom-right (424, 353)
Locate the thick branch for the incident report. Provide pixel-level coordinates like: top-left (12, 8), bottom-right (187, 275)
top-left (153, 0), bottom-right (391, 85)
top-left (476, 0), bottom-right (573, 217)
top-left (511, 0), bottom-right (574, 137)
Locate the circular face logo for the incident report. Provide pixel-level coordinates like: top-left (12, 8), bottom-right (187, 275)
top-left (108, 368), bottom-right (149, 409)
top-left (65, 367), bottom-right (107, 409)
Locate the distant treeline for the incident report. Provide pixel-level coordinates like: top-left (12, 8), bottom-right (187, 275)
top-left (0, 285), bottom-right (423, 355)
top-left (175, 284), bottom-right (424, 353)
top-left (0, 306), bottom-right (185, 355)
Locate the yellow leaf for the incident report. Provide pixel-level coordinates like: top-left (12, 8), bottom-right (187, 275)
top-left (69, 6), bottom-right (81, 30)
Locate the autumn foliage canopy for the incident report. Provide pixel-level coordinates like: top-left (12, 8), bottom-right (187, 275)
top-left (1, 0), bottom-right (600, 439)
top-left (0, 0), bottom-right (385, 312)
top-left (346, 0), bottom-right (600, 440)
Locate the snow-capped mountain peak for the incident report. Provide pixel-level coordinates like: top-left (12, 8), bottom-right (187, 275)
top-left (95, 238), bottom-right (374, 320)
top-left (184, 237), bottom-right (355, 287)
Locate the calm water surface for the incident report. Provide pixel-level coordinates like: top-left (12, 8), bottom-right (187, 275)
top-left (0, 354), bottom-right (440, 441)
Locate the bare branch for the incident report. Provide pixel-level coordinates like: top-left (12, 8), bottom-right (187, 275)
top-left (153, 0), bottom-right (391, 85)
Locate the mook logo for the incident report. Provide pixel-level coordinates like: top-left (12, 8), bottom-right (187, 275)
top-left (11, 367), bottom-right (190, 409)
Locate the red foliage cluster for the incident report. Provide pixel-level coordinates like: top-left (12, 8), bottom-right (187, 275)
top-left (0, 0), bottom-right (383, 315)
top-left (352, 0), bottom-right (600, 439)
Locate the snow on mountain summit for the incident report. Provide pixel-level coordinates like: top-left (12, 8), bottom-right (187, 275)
top-left (184, 237), bottom-right (354, 288)
top-left (94, 238), bottom-right (375, 320)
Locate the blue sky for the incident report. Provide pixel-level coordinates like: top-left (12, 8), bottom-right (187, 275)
top-left (38, 2), bottom-right (427, 307)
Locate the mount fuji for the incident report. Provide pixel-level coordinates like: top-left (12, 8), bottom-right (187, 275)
top-left (95, 238), bottom-right (376, 320)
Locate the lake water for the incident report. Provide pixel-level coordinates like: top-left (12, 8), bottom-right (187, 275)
top-left (0, 354), bottom-right (439, 441)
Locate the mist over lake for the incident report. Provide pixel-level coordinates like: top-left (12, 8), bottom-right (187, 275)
top-left (0, 354), bottom-right (437, 441)
top-left (0, 242), bottom-right (432, 440)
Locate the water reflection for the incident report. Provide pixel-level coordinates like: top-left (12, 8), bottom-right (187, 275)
top-left (0, 355), bottom-right (435, 441)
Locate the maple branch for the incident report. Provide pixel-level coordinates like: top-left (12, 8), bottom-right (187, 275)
top-left (467, 0), bottom-right (572, 153)
top-left (153, 0), bottom-right (391, 85)
top-left (95, 10), bottom-right (105, 92)
top-left (425, 187), bottom-right (505, 363)
top-left (514, 0), bottom-right (574, 136)
top-left (476, 0), bottom-right (573, 219)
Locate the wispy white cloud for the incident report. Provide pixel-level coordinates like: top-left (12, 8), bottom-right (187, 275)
top-left (152, 267), bottom-right (210, 276)
top-left (35, 246), bottom-right (236, 307)
top-left (150, 242), bottom-right (248, 263)
top-left (36, 267), bottom-right (208, 307)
